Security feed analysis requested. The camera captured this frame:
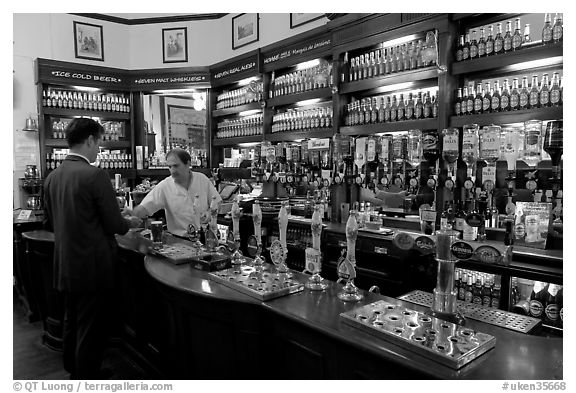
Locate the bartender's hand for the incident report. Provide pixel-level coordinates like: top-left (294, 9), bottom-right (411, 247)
top-left (125, 215), bottom-right (143, 228)
top-left (121, 207), bottom-right (133, 217)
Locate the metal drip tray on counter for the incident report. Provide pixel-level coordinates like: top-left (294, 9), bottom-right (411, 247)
top-left (209, 263), bottom-right (304, 301)
top-left (340, 300), bottom-right (496, 369)
top-left (398, 290), bottom-right (541, 334)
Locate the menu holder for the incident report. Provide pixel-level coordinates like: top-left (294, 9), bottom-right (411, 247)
top-left (513, 202), bottom-right (553, 250)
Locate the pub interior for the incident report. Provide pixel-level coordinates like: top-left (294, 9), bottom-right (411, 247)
top-left (12, 12), bottom-right (564, 381)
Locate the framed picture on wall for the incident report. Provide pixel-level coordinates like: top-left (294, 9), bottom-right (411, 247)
top-left (73, 21), bottom-right (104, 61)
top-left (163, 27), bottom-right (188, 63)
top-left (290, 13), bottom-right (324, 29)
top-left (232, 13), bottom-right (259, 50)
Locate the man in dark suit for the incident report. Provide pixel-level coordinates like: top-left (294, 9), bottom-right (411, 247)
top-left (44, 118), bottom-right (141, 379)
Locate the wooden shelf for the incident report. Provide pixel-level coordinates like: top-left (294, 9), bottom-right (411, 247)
top-left (266, 129), bottom-right (334, 142)
top-left (340, 66), bottom-right (439, 95)
top-left (340, 118), bottom-right (439, 136)
top-left (42, 107), bottom-right (130, 120)
top-left (45, 139), bottom-right (131, 149)
top-left (452, 42), bottom-right (563, 75)
top-left (103, 168), bottom-right (136, 178)
top-left (450, 106), bottom-right (563, 127)
top-left (267, 87), bottom-right (333, 107)
top-left (212, 102), bottom-right (262, 118)
top-left (213, 135), bottom-right (263, 146)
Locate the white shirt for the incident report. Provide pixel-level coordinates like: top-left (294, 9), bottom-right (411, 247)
top-left (139, 171), bottom-right (221, 236)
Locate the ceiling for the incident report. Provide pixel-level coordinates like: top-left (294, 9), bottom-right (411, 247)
top-left (71, 13), bottom-right (227, 25)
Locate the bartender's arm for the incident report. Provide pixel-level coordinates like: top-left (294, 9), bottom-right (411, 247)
top-left (360, 187), bottom-right (407, 208)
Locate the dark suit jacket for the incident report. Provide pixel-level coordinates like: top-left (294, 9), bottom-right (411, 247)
top-left (44, 155), bottom-right (129, 293)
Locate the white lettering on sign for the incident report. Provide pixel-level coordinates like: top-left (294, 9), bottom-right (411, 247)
top-left (214, 62), bottom-right (256, 79)
top-left (50, 70), bottom-right (123, 83)
top-left (263, 38), bottom-right (331, 64)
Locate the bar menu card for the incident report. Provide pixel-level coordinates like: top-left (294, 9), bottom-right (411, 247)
top-left (513, 202), bottom-right (553, 249)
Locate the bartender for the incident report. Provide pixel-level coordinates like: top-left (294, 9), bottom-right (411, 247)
top-left (129, 148), bottom-right (221, 236)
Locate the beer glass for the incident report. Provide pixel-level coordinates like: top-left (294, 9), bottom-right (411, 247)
top-left (523, 120), bottom-right (542, 167)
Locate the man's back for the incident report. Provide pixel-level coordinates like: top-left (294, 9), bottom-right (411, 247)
top-left (44, 155), bottom-right (129, 292)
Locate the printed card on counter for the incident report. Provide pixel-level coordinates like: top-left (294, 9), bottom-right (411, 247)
top-left (513, 202), bottom-right (553, 249)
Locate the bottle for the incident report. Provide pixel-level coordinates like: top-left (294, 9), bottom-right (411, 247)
top-left (423, 91), bottom-right (433, 118)
top-left (491, 276), bottom-right (501, 309)
top-left (464, 275), bottom-right (474, 303)
top-left (396, 93), bottom-right (405, 121)
top-left (542, 13), bottom-right (553, 44)
top-left (474, 83), bottom-right (483, 114)
top-left (550, 72), bottom-right (561, 106)
top-left (462, 32), bottom-right (470, 61)
top-left (528, 75), bottom-right (540, 109)
top-left (462, 199), bottom-right (478, 241)
top-left (458, 272), bottom-right (467, 301)
top-left (405, 92), bottom-right (415, 120)
top-left (552, 13), bottom-right (563, 43)
top-left (465, 85), bottom-right (474, 115)
top-left (455, 88), bottom-right (463, 116)
top-left (519, 76), bottom-right (530, 110)
top-left (384, 96), bottom-right (391, 122)
top-left (440, 201), bottom-right (455, 230)
top-left (543, 284), bottom-right (561, 326)
top-left (415, 91), bottom-right (424, 119)
top-left (503, 20), bottom-right (513, 52)
top-left (454, 200), bottom-right (466, 239)
top-left (469, 29), bottom-right (479, 59)
top-left (431, 94), bottom-right (438, 118)
top-left (456, 35), bottom-right (464, 62)
top-left (557, 286), bottom-right (563, 329)
top-left (523, 23), bottom-right (532, 45)
top-left (454, 270), bottom-right (461, 297)
top-left (510, 78), bottom-right (520, 110)
top-left (512, 18), bottom-right (523, 50)
top-left (477, 27), bottom-right (487, 57)
top-left (529, 281), bottom-right (547, 319)
top-left (390, 95), bottom-right (398, 122)
top-left (485, 25), bottom-right (495, 56)
top-left (482, 82), bottom-right (491, 113)
top-left (491, 80), bottom-right (501, 112)
top-left (494, 23), bottom-right (504, 54)
top-left (500, 79), bottom-right (510, 112)
top-left (510, 277), bottom-right (520, 307)
top-left (539, 73), bottom-right (550, 107)
top-left (482, 276), bottom-right (493, 307)
top-left (472, 275), bottom-right (483, 305)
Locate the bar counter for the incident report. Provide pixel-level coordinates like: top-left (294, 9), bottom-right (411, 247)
top-left (119, 232), bottom-right (562, 379)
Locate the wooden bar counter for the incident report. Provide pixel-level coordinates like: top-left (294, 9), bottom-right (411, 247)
top-left (119, 232), bottom-right (562, 380)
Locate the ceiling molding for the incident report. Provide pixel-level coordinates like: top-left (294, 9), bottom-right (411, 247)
top-left (69, 13), bottom-right (227, 25)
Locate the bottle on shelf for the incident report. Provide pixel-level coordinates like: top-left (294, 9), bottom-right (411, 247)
top-left (552, 13), bottom-right (563, 43)
top-left (539, 73), bottom-right (551, 108)
top-left (528, 75), bottom-right (540, 109)
top-left (491, 80), bottom-right (501, 113)
top-left (550, 72), bottom-right (562, 106)
top-left (529, 281), bottom-right (547, 320)
top-left (462, 32), bottom-right (470, 61)
top-left (512, 18), bottom-right (523, 50)
top-left (500, 79), bottom-right (511, 112)
top-left (494, 22), bottom-right (504, 54)
top-left (481, 82), bottom-right (491, 114)
top-left (519, 76), bottom-right (530, 110)
top-left (469, 29), bottom-right (479, 59)
top-left (485, 24), bottom-right (495, 56)
top-left (542, 13), bottom-right (553, 44)
top-left (503, 20), bottom-right (513, 52)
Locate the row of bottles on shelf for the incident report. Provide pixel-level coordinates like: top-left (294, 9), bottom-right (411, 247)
top-left (341, 30), bottom-right (438, 83)
top-left (216, 113), bottom-right (263, 139)
top-left (50, 120), bottom-right (126, 141)
top-left (455, 72), bottom-right (562, 116)
top-left (271, 107), bottom-right (333, 133)
top-left (42, 88), bottom-right (130, 112)
top-left (144, 147), bottom-right (208, 169)
top-left (455, 13), bottom-right (562, 62)
top-left (344, 90), bottom-right (438, 126)
top-left (46, 151), bottom-right (132, 170)
top-left (269, 62), bottom-right (333, 98)
top-left (454, 268), bottom-right (501, 308)
top-left (514, 279), bottom-right (563, 328)
top-left (215, 81), bottom-right (263, 109)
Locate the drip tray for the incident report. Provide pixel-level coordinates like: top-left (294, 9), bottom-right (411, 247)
top-left (398, 290), bottom-right (542, 334)
top-left (340, 300), bottom-right (496, 369)
top-left (209, 263), bottom-right (304, 301)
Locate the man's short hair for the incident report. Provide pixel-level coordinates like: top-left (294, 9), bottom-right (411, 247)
top-left (166, 148), bottom-right (191, 165)
top-left (66, 118), bottom-right (104, 148)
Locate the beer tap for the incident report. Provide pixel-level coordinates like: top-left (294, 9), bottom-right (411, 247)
top-left (251, 200), bottom-right (265, 267)
top-left (522, 120), bottom-right (543, 202)
top-left (230, 196), bottom-right (244, 265)
top-left (503, 127), bottom-right (521, 218)
top-left (305, 203), bottom-right (328, 291)
top-left (461, 124), bottom-right (479, 201)
top-left (337, 209), bottom-right (362, 302)
top-left (274, 201), bottom-right (291, 276)
top-left (407, 129), bottom-right (423, 195)
top-left (354, 137), bottom-right (367, 188)
top-left (442, 128), bottom-right (459, 198)
top-left (378, 134), bottom-right (393, 190)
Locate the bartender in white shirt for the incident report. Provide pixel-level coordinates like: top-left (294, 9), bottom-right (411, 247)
top-left (128, 148), bottom-right (221, 236)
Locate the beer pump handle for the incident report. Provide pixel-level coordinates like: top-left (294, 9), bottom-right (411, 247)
top-left (278, 202), bottom-right (288, 251)
top-left (252, 200), bottom-right (262, 245)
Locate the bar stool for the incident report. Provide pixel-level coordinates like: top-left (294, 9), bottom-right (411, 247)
top-left (22, 230), bottom-right (63, 351)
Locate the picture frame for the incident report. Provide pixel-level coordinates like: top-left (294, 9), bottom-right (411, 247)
top-left (290, 13), bottom-right (325, 29)
top-left (162, 27), bottom-right (188, 63)
top-left (73, 21), bottom-right (104, 61)
top-left (232, 13), bottom-right (259, 50)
